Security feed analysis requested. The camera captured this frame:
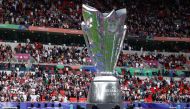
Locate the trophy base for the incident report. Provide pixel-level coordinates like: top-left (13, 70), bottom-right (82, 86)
top-left (86, 103), bottom-right (123, 109)
top-left (87, 76), bottom-right (123, 109)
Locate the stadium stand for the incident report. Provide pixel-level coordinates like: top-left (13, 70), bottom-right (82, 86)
top-left (1, 0), bottom-right (190, 37)
top-left (0, 0), bottom-right (190, 106)
top-left (0, 66), bottom-right (189, 102)
top-left (1, 0), bottom-right (82, 29)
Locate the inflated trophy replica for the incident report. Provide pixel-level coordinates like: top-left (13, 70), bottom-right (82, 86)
top-left (81, 4), bottom-right (127, 109)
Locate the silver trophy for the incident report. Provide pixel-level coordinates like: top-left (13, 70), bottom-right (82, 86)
top-left (81, 4), bottom-right (126, 109)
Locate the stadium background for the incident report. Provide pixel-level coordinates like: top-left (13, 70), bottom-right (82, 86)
top-left (0, 0), bottom-right (190, 109)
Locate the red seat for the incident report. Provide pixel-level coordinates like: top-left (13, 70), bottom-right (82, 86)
top-left (79, 98), bottom-right (87, 102)
top-left (69, 98), bottom-right (77, 102)
top-left (41, 96), bottom-right (46, 102)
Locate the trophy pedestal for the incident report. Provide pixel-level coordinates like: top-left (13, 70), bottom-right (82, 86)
top-left (87, 76), bottom-right (123, 109)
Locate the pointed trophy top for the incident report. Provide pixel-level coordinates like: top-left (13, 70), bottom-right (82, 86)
top-left (82, 4), bottom-right (126, 19)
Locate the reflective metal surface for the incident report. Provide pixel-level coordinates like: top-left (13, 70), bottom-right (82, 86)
top-left (81, 4), bottom-right (127, 73)
top-left (81, 4), bottom-right (126, 107)
top-left (87, 76), bottom-right (122, 103)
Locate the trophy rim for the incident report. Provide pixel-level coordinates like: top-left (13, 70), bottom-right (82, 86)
top-left (93, 75), bottom-right (118, 81)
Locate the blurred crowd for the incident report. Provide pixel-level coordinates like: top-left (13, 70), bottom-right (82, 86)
top-left (0, 42), bottom-right (189, 103)
top-left (118, 52), bottom-right (145, 68)
top-left (1, 0), bottom-right (82, 29)
top-left (0, 0), bottom-right (190, 37)
top-left (126, 0), bottom-right (190, 38)
top-left (14, 43), bottom-right (91, 65)
top-left (0, 43), bottom-right (189, 70)
top-left (0, 44), bottom-right (12, 62)
top-left (117, 52), bottom-right (188, 70)
top-left (121, 74), bottom-right (190, 103)
top-left (0, 66), bottom-right (94, 102)
top-left (0, 66), bottom-right (190, 103)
